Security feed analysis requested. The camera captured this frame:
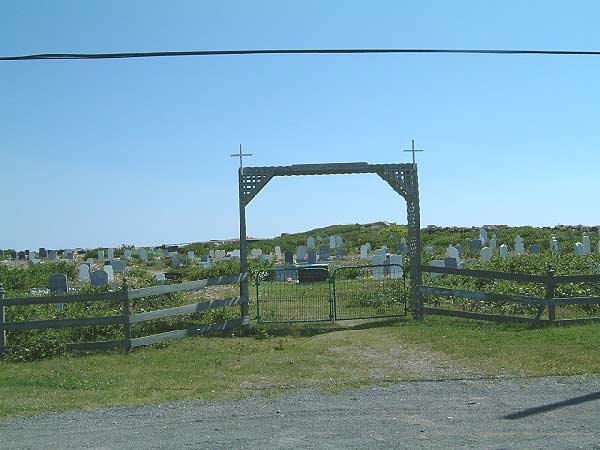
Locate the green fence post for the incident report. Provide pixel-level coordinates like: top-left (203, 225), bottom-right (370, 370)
top-left (546, 269), bottom-right (556, 322)
top-left (122, 278), bottom-right (132, 350)
top-left (0, 284), bottom-right (6, 354)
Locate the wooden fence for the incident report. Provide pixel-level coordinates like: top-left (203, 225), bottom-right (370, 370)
top-left (418, 265), bottom-right (600, 325)
top-left (0, 273), bottom-right (249, 353)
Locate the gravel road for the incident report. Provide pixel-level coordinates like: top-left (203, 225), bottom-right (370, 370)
top-left (2, 376), bottom-right (599, 450)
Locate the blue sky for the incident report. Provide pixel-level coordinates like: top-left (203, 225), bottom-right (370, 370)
top-left (2, 1), bottom-right (600, 249)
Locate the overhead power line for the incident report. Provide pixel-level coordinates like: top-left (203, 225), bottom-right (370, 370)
top-left (2, 48), bottom-right (600, 61)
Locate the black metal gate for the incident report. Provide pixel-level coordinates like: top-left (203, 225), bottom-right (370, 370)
top-left (255, 264), bottom-right (407, 323)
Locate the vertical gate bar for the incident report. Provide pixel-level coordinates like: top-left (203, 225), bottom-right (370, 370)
top-left (331, 269), bottom-right (336, 322)
top-left (0, 284), bottom-right (6, 354)
top-left (239, 168), bottom-right (250, 325)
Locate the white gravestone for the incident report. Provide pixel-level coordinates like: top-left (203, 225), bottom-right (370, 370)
top-left (447, 245), bottom-right (459, 260)
top-left (499, 244), bottom-right (509, 258)
top-left (574, 242), bottom-right (585, 256)
top-left (480, 247), bottom-right (493, 262)
top-left (306, 237), bottom-right (315, 250)
top-left (250, 248), bottom-right (262, 259)
top-left (336, 236), bottom-right (344, 248)
top-left (275, 246), bottom-right (282, 257)
top-left (583, 235), bottom-right (591, 255)
top-left (514, 236), bottom-right (525, 256)
top-left (124, 249), bottom-right (132, 259)
top-left (97, 250), bottom-right (105, 261)
top-left (360, 245), bottom-right (369, 259)
top-left (155, 273), bottom-right (166, 282)
top-left (103, 265), bottom-right (114, 282)
top-left (489, 236), bottom-right (497, 250)
top-left (108, 248), bottom-right (115, 260)
top-left (550, 237), bottom-right (559, 254)
top-left (230, 249), bottom-right (241, 258)
top-left (79, 263), bottom-right (90, 282)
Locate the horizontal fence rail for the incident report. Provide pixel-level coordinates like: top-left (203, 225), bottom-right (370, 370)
top-left (419, 265), bottom-right (600, 325)
top-left (0, 273), bottom-right (249, 354)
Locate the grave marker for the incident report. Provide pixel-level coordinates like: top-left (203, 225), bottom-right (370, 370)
top-left (480, 247), bottom-right (493, 262)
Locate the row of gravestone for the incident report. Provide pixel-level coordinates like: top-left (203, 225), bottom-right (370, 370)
top-left (78, 261), bottom-right (125, 284)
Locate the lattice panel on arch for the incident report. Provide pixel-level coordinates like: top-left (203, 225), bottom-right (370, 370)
top-left (377, 167), bottom-right (416, 201)
top-left (240, 168), bottom-right (274, 206)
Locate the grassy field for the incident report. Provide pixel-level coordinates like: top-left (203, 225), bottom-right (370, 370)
top-left (1, 316), bottom-right (599, 419)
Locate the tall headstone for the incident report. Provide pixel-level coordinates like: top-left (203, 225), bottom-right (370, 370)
top-left (48, 250), bottom-right (58, 260)
top-left (360, 244), bottom-right (369, 259)
top-left (550, 236), bottom-right (559, 254)
top-left (39, 248), bottom-right (47, 259)
top-left (103, 264), bottom-right (114, 282)
top-left (284, 251), bottom-right (294, 265)
top-left (514, 236), bottom-right (525, 256)
top-left (274, 246), bottom-right (282, 258)
top-left (108, 248), bottom-right (115, 260)
top-left (79, 263), bottom-right (91, 282)
top-left (499, 244), bottom-right (509, 258)
top-left (329, 236), bottom-right (337, 249)
top-left (480, 247), bottom-right (493, 262)
top-left (90, 270), bottom-right (108, 287)
top-left (335, 236), bottom-right (344, 248)
top-left (479, 228), bottom-right (488, 244)
top-left (583, 234), bottom-right (592, 255)
top-left (489, 235), bottom-right (497, 250)
top-left (187, 251), bottom-right (195, 261)
top-left (319, 246), bottom-right (330, 261)
top-left (389, 255), bottom-right (404, 279)
top-left (296, 246), bottom-right (307, 262)
top-left (97, 250), bottom-right (105, 261)
top-left (308, 251), bottom-right (317, 264)
top-left (372, 255), bottom-right (385, 280)
top-left (306, 237), bottom-right (315, 250)
top-left (574, 242), bottom-right (585, 256)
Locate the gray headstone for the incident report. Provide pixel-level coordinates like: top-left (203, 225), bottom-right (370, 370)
top-left (480, 247), bottom-right (493, 262)
top-left (308, 251), bottom-right (317, 264)
top-left (336, 249), bottom-right (345, 259)
top-left (65, 251), bottom-right (74, 260)
top-left (90, 270), bottom-right (108, 287)
top-left (48, 250), bottom-right (58, 260)
top-left (470, 239), bottom-right (482, 253)
top-left (49, 273), bottom-right (68, 293)
top-left (17, 251), bottom-right (26, 261)
top-left (97, 250), bottom-right (105, 261)
top-left (296, 246), bottom-right (307, 262)
top-left (103, 264), bottom-right (114, 281)
top-left (306, 237), bottom-right (315, 249)
top-left (319, 246), bottom-right (330, 262)
top-left (39, 248), bottom-right (47, 258)
top-left (444, 257), bottom-right (458, 269)
top-left (171, 255), bottom-right (185, 268)
top-left (284, 251), bottom-right (294, 265)
top-left (529, 244), bottom-right (540, 255)
top-left (111, 260), bottom-right (126, 274)
top-left (79, 263), bottom-right (91, 282)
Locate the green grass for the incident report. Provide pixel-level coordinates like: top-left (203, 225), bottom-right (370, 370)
top-left (1, 316), bottom-right (599, 419)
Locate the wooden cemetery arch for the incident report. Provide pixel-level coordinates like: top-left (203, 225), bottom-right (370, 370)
top-left (237, 162), bottom-right (423, 320)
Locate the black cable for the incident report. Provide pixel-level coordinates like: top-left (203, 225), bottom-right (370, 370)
top-left (2, 48), bottom-right (600, 61)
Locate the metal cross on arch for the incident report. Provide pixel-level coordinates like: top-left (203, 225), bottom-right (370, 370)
top-left (236, 161), bottom-right (423, 320)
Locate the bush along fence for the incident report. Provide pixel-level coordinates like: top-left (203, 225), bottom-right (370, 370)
top-left (417, 265), bottom-right (600, 325)
top-left (0, 273), bottom-right (248, 355)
